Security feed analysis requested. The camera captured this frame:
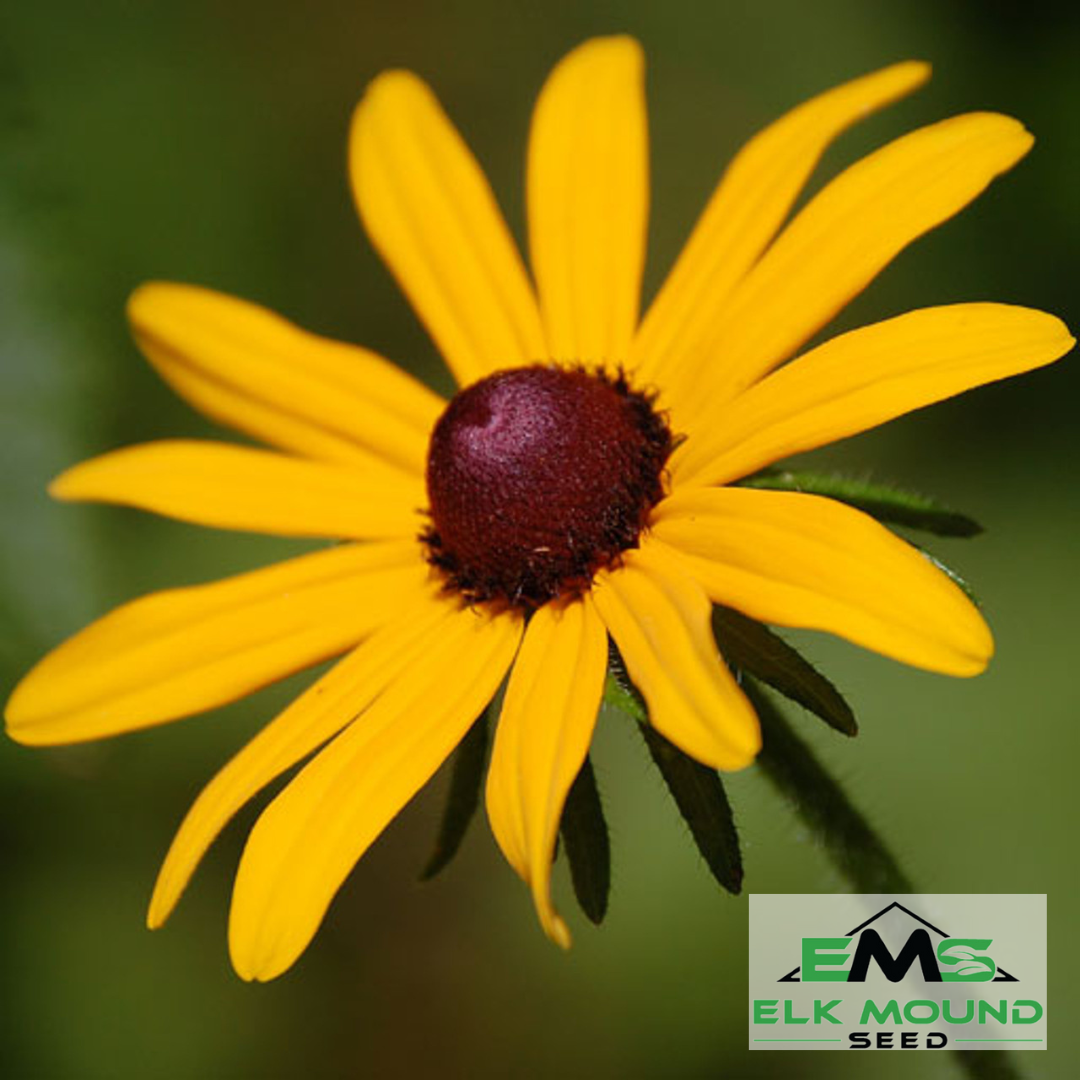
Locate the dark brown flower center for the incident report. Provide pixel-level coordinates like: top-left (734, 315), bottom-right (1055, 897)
top-left (423, 364), bottom-right (672, 609)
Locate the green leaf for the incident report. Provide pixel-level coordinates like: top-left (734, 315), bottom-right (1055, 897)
top-left (420, 708), bottom-right (490, 881)
top-left (639, 724), bottom-right (743, 895)
top-left (712, 606), bottom-right (857, 736)
top-left (559, 756), bottom-right (610, 925)
top-left (740, 469), bottom-right (983, 538)
top-left (748, 679), bottom-right (913, 894)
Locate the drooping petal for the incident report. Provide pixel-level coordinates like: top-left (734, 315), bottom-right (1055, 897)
top-left (350, 71), bottom-right (547, 386)
top-left (527, 35), bottom-right (648, 366)
top-left (673, 112), bottom-right (1034, 418)
top-left (591, 543), bottom-right (760, 770)
top-left (228, 604), bottom-right (523, 981)
top-left (5, 542), bottom-right (427, 744)
top-left (632, 61), bottom-right (929, 397)
top-left (651, 488), bottom-right (993, 676)
top-left (485, 596), bottom-right (607, 948)
top-left (149, 589), bottom-right (457, 930)
top-left (129, 283), bottom-right (441, 473)
top-left (673, 304), bottom-right (1075, 487)
top-left (50, 440), bottom-right (425, 540)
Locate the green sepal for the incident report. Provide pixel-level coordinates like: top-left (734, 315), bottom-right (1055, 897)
top-left (639, 723), bottom-right (743, 895)
top-left (420, 708), bottom-right (490, 881)
top-left (748, 678), bottom-right (913, 894)
top-left (740, 469), bottom-right (983, 538)
top-left (603, 659), bottom-right (742, 894)
top-left (712, 606), bottom-right (857, 737)
top-left (559, 756), bottom-right (610, 925)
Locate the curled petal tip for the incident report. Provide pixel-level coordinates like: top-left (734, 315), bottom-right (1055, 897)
top-left (46, 467), bottom-right (80, 502)
top-left (726, 730), bottom-right (764, 773)
top-left (542, 911), bottom-right (572, 951)
top-left (872, 59), bottom-right (932, 94)
top-left (353, 68), bottom-right (428, 120)
top-left (958, 628), bottom-right (995, 679)
top-left (4, 673), bottom-right (44, 739)
top-left (126, 279), bottom-right (187, 328)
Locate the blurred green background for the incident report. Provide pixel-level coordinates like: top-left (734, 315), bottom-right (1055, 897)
top-left (2, 1), bottom-right (1077, 1078)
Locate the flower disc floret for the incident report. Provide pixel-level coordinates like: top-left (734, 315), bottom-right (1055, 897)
top-left (424, 365), bottom-right (673, 608)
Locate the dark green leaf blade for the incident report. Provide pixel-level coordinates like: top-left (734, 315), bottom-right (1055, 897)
top-left (748, 679), bottom-right (913, 894)
top-left (420, 709), bottom-right (490, 881)
top-left (559, 756), bottom-right (610, 925)
top-left (639, 724), bottom-right (742, 895)
top-left (712, 606), bottom-right (857, 736)
top-left (740, 470), bottom-right (983, 538)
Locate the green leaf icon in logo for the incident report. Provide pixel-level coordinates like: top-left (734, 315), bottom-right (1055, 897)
top-left (937, 939), bottom-right (997, 981)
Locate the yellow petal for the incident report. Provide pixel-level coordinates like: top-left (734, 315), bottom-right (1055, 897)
top-left (129, 283), bottom-right (441, 473)
top-left (5, 542), bottom-right (426, 744)
top-left (149, 588), bottom-right (455, 930)
top-left (485, 596), bottom-right (607, 949)
top-left (50, 440), bottom-right (425, 540)
top-left (591, 543), bottom-right (760, 770)
top-left (528, 36), bottom-right (648, 365)
top-left (652, 488), bottom-right (993, 676)
top-left (673, 112), bottom-right (1034, 417)
top-left (228, 604), bottom-right (523, 981)
top-left (674, 304), bottom-right (1076, 486)
top-left (351, 71), bottom-right (547, 386)
top-left (632, 61), bottom-right (930, 399)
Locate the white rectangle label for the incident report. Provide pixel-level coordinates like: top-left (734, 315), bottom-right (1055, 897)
top-left (748, 894), bottom-right (1046, 1051)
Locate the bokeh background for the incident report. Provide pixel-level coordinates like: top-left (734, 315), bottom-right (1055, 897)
top-left (2, 2), bottom-right (1077, 1078)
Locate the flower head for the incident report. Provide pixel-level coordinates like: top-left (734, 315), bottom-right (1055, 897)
top-left (5, 37), bottom-right (1073, 981)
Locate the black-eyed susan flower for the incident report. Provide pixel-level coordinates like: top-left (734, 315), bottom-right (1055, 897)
top-left (5, 36), bottom-right (1073, 982)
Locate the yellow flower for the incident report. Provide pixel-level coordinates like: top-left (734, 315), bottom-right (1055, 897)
top-left (5, 37), bottom-right (1073, 982)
